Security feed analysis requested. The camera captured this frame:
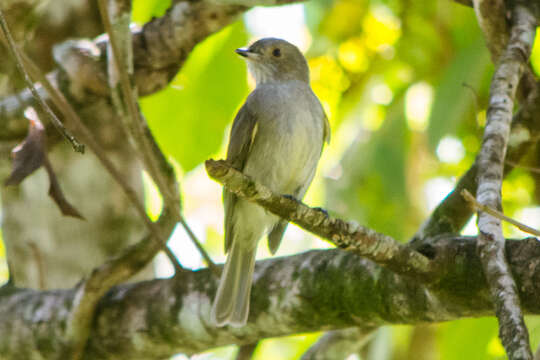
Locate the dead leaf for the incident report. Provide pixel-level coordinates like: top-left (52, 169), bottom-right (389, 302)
top-left (44, 160), bottom-right (84, 220)
top-left (5, 107), bottom-right (84, 219)
top-left (4, 110), bottom-right (45, 186)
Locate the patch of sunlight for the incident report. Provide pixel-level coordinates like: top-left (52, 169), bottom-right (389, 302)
top-left (363, 5), bottom-right (401, 53)
top-left (423, 177), bottom-right (454, 212)
top-left (502, 173), bottom-right (533, 205)
top-left (462, 134), bottom-right (480, 153)
top-left (476, 109), bottom-right (487, 127)
top-left (170, 354), bottom-right (189, 360)
top-left (309, 55), bottom-right (350, 121)
top-left (513, 207), bottom-right (540, 238)
top-left (436, 136), bottom-right (465, 164)
top-left (338, 37), bottom-right (369, 73)
top-left (405, 82), bottom-right (433, 132)
top-left (244, 4), bottom-right (311, 51)
top-left (142, 171), bottom-right (163, 221)
top-left (155, 219), bottom-right (205, 278)
top-left (362, 105), bottom-right (386, 131)
top-left (371, 82), bottom-right (393, 105)
top-left (0, 229), bottom-right (7, 284)
top-left (462, 215), bottom-right (478, 236)
top-left (530, 27), bottom-right (540, 76)
top-left (487, 336), bottom-right (505, 357)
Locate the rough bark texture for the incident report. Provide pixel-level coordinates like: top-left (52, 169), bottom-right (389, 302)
top-left (0, 0), bottom-right (252, 289)
top-left (0, 237), bottom-right (540, 359)
top-left (473, 5), bottom-right (537, 359)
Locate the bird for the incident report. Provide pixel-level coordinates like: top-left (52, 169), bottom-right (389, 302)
top-left (211, 38), bottom-right (330, 327)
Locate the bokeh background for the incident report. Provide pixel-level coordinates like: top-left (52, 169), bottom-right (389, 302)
top-left (2, 0), bottom-right (540, 358)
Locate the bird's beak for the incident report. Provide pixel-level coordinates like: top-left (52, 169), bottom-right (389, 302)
top-left (235, 48), bottom-right (253, 58)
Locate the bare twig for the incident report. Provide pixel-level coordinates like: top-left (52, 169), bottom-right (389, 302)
top-left (205, 159), bottom-right (433, 280)
top-left (96, 0), bottom-right (216, 271)
top-left (473, 4), bottom-right (537, 359)
top-left (506, 160), bottom-right (540, 174)
top-left (20, 49), bottom-right (182, 269)
top-left (14, 38), bottom-right (185, 360)
top-left (462, 189), bottom-right (540, 236)
top-left (0, 6), bottom-right (84, 153)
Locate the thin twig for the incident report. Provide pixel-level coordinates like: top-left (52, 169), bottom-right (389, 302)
top-left (0, 7), bottom-right (84, 153)
top-left (461, 189), bottom-right (540, 236)
top-left (462, 82), bottom-right (480, 125)
top-left (206, 159), bottom-right (434, 281)
top-left (7, 31), bottom-right (184, 360)
top-left (28, 242), bottom-right (46, 290)
top-left (14, 43), bottom-right (182, 272)
top-left (96, 0), bottom-right (216, 271)
top-left (505, 160), bottom-right (540, 175)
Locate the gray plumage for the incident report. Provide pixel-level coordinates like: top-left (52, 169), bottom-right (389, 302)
top-left (211, 38), bottom-right (330, 327)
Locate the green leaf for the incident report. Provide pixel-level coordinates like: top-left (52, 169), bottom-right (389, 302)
top-left (140, 21), bottom-right (248, 173)
top-left (132, 0), bottom-right (171, 25)
top-left (438, 318), bottom-right (499, 360)
top-left (427, 35), bottom-right (490, 150)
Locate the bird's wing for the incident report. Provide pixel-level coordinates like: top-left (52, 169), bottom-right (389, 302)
top-left (323, 112), bottom-right (331, 144)
top-left (223, 103), bottom-right (259, 253)
top-left (267, 220), bottom-right (288, 255)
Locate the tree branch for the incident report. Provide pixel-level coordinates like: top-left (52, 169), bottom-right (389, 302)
top-left (97, 0), bottom-right (216, 271)
top-left (1, 237), bottom-right (540, 359)
top-left (0, 0), bottom-right (251, 128)
top-left (205, 159), bottom-right (433, 280)
top-left (64, 211), bottom-right (178, 360)
top-left (462, 189), bottom-right (540, 236)
top-left (0, 6), bottom-right (83, 153)
top-left (11, 40), bottom-right (187, 359)
top-left (473, 0), bottom-right (508, 62)
top-left (474, 4), bottom-right (537, 359)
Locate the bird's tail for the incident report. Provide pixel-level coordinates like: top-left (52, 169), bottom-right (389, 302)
top-left (211, 240), bottom-right (257, 327)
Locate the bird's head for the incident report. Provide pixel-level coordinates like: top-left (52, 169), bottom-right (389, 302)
top-left (235, 38), bottom-right (309, 85)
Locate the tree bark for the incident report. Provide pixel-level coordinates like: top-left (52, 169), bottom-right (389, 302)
top-left (0, 237), bottom-right (539, 359)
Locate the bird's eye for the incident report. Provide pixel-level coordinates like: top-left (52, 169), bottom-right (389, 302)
top-left (272, 48), bottom-right (281, 57)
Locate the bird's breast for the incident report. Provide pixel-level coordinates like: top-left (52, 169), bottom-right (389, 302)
top-left (243, 92), bottom-right (324, 194)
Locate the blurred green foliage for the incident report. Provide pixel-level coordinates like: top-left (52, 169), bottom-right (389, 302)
top-left (132, 0), bottom-right (171, 25)
top-left (140, 21), bottom-right (248, 173)
top-left (130, 0), bottom-right (540, 359)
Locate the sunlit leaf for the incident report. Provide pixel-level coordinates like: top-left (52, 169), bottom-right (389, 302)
top-left (531, 28), bottom-right (540, 76)
top-left (438, 317), bottom-right (498, 360)
top-left (132, 0), bottom-right (171, 25)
